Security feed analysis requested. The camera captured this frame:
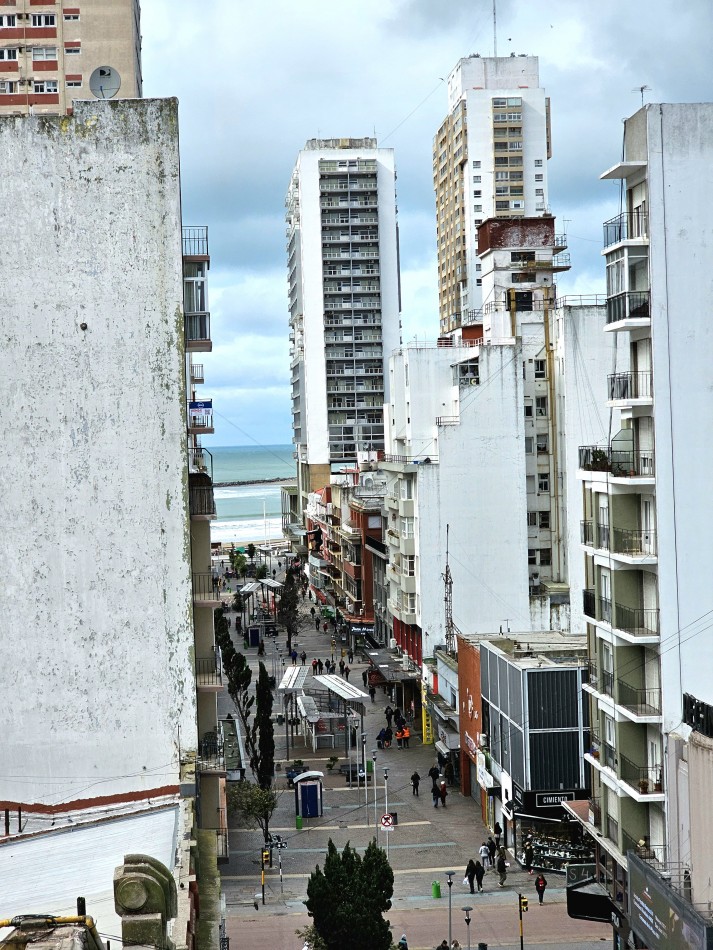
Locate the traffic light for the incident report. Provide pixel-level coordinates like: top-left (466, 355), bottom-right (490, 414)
top-left (262, 849), bottom-right (270, 863)
top-left (520, 895), bottom-right (529, 913)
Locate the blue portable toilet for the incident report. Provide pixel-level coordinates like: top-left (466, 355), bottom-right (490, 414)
top-left (293, 770), bottom-right (324, 822)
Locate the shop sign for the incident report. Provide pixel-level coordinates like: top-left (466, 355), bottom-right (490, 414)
top-left (476, 750), bottom-right (493, 789)
top-left (464, 730), bottom-right (478, 757)
top-left (535, 791), bottom-right (575, 808)
top-left (350, 623), bottom-right (374, 635)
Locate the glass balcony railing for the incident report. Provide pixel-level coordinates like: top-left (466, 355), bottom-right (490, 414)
top-left (606, 291), bottom-right (650, 324)
top-left (603, 211), bottom-right (648, 248)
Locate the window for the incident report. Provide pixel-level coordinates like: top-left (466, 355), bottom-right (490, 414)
top-left (65, 46), bottom-right (81, 54)
top-left (33, 47), bottom-right (58, 61)
top-left (534, 159), bottom-right (543, 167)
top-left (473, 190), bottom-right (481, 197)
top-left (493, 98), bottom-right (506, 107)
top-left (536, 434), bottom-right (549, 454)
top-left (473, 175), bottom-right (481, 183)
top-left (524, 401), bottom-right (533, 418)
top-left (495, 186), bottom-right (509, 196)
top-left (399, 478), bottom-right (412, 500)
top-left (535, 174), bottom-right (543, 182)
top-left (472, 160), bottom-right (481, 169)
top-left (511, 272), bottom-right (530, 284)
top-left (527, 511), bottom-right (537, 527)
top-left (474, 205), bottom-right (482, 212)
top-left (538, 472), bottom-right (550, 492)
top-left (535, 188), bottom-right (544, 196)
top-left (33, 80), bottom-right (58, 92)
top-left (0, 80), bottom-right (16, 93)
top-left (526, 475), bottom-right (535, 494)
top-left (64, 12), bottom-right (80, 20)
top-left (528, 549), bottom-right (537, 565)
top-left (66, 79), bottom-right (82, 87)
top-left (0, 48), bottom-right (18, 60)
top-left (496, 200), bottom-right (509, 210)
top-left (475, 262), bottom-right (481, 271)
top-left (538, 511), bottom-right (550, 529)
top-left (0, 14), bottom-right (16, 26)
top-left (534, 359), bottom-right (546, 379)
top-left (495, 171), bottom-right (509, 181)
top-left (535, 396), bottom-right (548, 416)
top-left (402, 555), bottom-right (415, 576)
top-left (31, 14), bottom-right (56, 26)
top-left (525, 437), bottom-right (534, 454)
top-left (507, 112), bottom-right (522, 121)
top-left (476, 278), bottom-right (482, 286)
top-left (539, 548), bottom-right (551, 566)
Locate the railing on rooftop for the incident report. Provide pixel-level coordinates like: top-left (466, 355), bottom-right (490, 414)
top-left (382, 454), bottom-right (437, 465)
top-left (182, 226), bottom-right (209, 258)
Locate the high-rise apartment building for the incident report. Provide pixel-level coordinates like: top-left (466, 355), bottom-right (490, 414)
top-left (434, 55), bottom-right (551, 334)
top-left (286, 138), bottom-right (401, 518)
top-left (0, 0), bottom-right (142, 116)
top-left (565, 103), bottom-right (713, 949)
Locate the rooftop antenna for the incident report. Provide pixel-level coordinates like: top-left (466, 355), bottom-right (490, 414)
top-left (442, 524), bottom-right (462, 654)
top-left (493, 0), bottom-right (497, 57)
top-left (632, 85), bottom-right (651, 108)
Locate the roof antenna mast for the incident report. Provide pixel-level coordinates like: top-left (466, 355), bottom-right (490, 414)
top-left (493, 0), bottom-right (498, 57)
top-left (443, 524), bottom-right (461, 654)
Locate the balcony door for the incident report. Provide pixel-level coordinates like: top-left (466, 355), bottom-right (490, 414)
top-left (600, 568), bottom-right (612, 624)
top-left (637, 417), bottom-right (655, 475)
top-left (642, 496), bottom-right (655, 555)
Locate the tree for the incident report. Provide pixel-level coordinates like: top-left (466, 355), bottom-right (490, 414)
top-left (231, 550), bottom-right (248, 578)
top-left (256, 563), bottom-right (268, 580)
top-left (246, 542), bottom-right (257, 564)
top-left (278, 568), bottom-right (300, 652)
top-left (305, 839), bottom-right (393, 950)
top-left (227, 780), bottom-right (279, 844)
top-left (253, 662), bottom-right (274, 789)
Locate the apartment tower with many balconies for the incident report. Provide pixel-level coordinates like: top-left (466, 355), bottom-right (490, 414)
top-left (0, 0), bottom-right (142, 116)
top-left (568, 103), bottom-right (713, 949)
top-left (434, 55), bottom-right (551, 335)
top-left (286, 138), bottom-right (401, 521)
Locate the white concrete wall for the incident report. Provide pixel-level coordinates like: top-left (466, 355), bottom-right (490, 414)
top-left (0, 99), bottom-right (196, 809)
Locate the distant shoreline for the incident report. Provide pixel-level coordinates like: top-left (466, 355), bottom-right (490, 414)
top-left (214, 477), bottom-right (297, 488)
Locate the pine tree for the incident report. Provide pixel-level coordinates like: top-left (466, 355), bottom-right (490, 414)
top-left (253, 661), bottom-right (274, 790)
top-left (305, 839), bottom-right (393, 950)
top-left (278, 567), bottom-right (300, 651)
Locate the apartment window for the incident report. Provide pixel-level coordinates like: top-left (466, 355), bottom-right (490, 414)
top-left (534, 359), bottom-right (546, 379)
top-left (528, 549), bottom-right (537, 565)
top-left (539, 511), bottom-right (550, 529)
top-left (473, 175), bottom-right (481, 183)
top-left (401, 517), bottom-right (414, 538)
top-left (65, 46), bottom-right (81, 54)
top-left (33, 47), bottom-right (58, 61)
top-left (536, 395), bottom-right (548, 416)
top-left (496, 200), bottom-right (509, 210)
top-left (0, 14), bottom-right (16, 26)
top-left (539, 547), bottom-right (552, 566)
top-left (495, 171), bottom-right (509, 181)
top-left (535, 188), bottom-right (544, 196)
top-left (31, 14), bottom-right (56, 26)
top-left (495, 186), bottom-right (509, 196)
top-left (473, 160), bottom-right (481, 169)
top-left (493, 112), bottom-right (507, 122)
top-left (535, 174), bottom-right (544, 182)
top-left (538, 472), bottom-right (550, 492)
top-left (526, 475), bottom-right (535, 494)
top-left (402, 555), bottom-right (415, 576)
top-left (0, 48), bottom-right (18, 60)
top-left (475, 262), bottom-right (481, 271)
top-left (476, 278), bottom-right (482, 286)
top-left (508, 141), bottom-right (523, 151)
top-left (511, 273), bottom-right (531, 284)
top-left (536, 434), bottom-right (549, 454)
top-left (399, 478), bottom-right (413, 500)
top-left (507, 112), bottom-right (522, 121)
top-left (507, 97), bottom-right (522, 106)
top-left (524, 401), bottom-right (533, 418)
top-left (64, 12), bottom-right (80, 20)
top-left (525, 437), bottom-right (534, 454)
top-left (474, 205), bottom-right (482, 212)
top-left (473, 190), bottom-right (481, 198)
top-left (66, 79), bottom-right (82, 87)
top-left (534, 159), bottom-right (543, 167)
top-left (494, 157), bottom-right (508, 167)
top-left (33, 80), bottom-right (58, 92)
top-left (0, 80), bottom-right (17, 93)
top-left (527, 511), bottom-right (537, 527)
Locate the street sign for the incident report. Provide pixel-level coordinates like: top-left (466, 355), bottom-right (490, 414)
top-left (380, 813), bottom-right (394, 831)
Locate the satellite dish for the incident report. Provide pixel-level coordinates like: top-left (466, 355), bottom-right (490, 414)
top-left (89, 66), bottom-right (121, 99)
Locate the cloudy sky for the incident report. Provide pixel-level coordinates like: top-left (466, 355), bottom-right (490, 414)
top-left (142, 0), bottom-right (712, 448)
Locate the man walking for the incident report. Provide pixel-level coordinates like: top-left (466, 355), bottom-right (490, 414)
top-left (487, 837), bottom-right (497, 867)
top-left (410, 770), bottom-right (420, 796)
top-left (496, 850), bottom-right (508, 887)
top-left (362, 669), bottom-right (368, 688)
top-left (535, 873), bottom-right (548, 904)
top-left (317, 659), bottom-right (324, 675)
top-left (479, 841), bottom-right (490, 868)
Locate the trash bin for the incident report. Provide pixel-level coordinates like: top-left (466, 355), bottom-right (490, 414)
top-left (478, 944), bottom-right (488, 950)
top-left (431, 880), bottom-right (441, 899)
top-left (296, 815), bottom-right (303, 830)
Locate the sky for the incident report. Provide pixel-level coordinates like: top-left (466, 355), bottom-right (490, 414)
top-left (141, 0), bottom-right (713, 448)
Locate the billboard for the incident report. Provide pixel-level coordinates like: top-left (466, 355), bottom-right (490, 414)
top-left (628, 854), bottom-right (713, 950)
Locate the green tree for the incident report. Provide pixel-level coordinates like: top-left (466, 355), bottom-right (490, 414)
top-left (231, 550), bottom-right (248, 579)
top-left (246, 542), bottom-right (257, 564)
top-left (278, 568), bottom-right (300, 652)
top-left (255, 563), bottom-right (268, 580)
top-left (305, 840), bottom-right (393, 950)
top-left (227, 780), bottom-right (279, 844)
top-left (253, 662), bottom-right (274, 789)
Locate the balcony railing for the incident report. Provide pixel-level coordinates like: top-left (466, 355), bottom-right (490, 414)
top-left (588, 796), bottom-right (602, 829)
top-left (185, 312), bottom-right (211, 344)
top-left (188, 412), bottom-right (214, 431)
top-left (383, 454), bottom-right (437, 465)
top-left (586, 658), bottom-right (598, 689)
top-left (580, 520), bottom-right (594, 546)
top-left (614, 602), bottom-right (659, 637)
top-left (603, 211), bottom-right (649, 248)
top-left (611, 527), bottom-right (657, 557)
top-left (182, 226), bottom-right (209, 258)
top-left (602, 740), bottom-right (616, 771)
top-left (188, 446), bottom-right (213, 477)
top-left (196, 648), bottom-right (223, 687)
top-left (197, 727), bottom-right (226, 772)
top-left (617, 680), bottom-right (662, 715)
top-left (578, 445), bottom-right (655, 477)
top-left (606, 291), bottom-right (650, 325)
top-left (189, 484), bottom-right (216, 518)
top-left (619, 753), bottom-right (663, 793)
top-left (191, 363), bottom-right (205, 384)
top-left (192, 572), bottom-right (221, 603)
top-left (608, 371), bottom-right (653, 401)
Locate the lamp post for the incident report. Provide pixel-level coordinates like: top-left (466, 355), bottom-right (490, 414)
top-left (445, 871), bottom-right (455, 949)
top-left (372, 750), bottom-right (378, 844)
top-left (362, 732), bottom-right (368, 824)
top-left (462, 906), bottom-right (473, 950)
top-left (383, 767), bottom-right (389, 861)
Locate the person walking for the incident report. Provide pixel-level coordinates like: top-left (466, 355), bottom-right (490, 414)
top-left (395, 727), bottom-right (404, 750)
top-left (496, 851), bottom-right (508, 887)
top-left (494, 821), bottom-right (502, 848)
top-left (439, 780), bottom-right (448, 807)
top-left (291, 649), bottom-right (297, 665)
top-left (410, 770), bottom-right (420, 796)
top-left (479, 841), bottom-right (490, 869)
top-left (311, 658), bottom-right (318, 675)
top-left (347, 648), bottom-right (354, 664)
top-left (428, 764), bottom-right (440, 787)
top-left (339, 659), bottom-right (345, 676)
top-left (524, 840), bottom-right (534, 875)
top-left (385, 705), bottom-right (394, 728)
top-left (362, 669), bottom-right (368, 688)
top-left (344, 665), bottom-right (350, 681)
top-left (474, 860), bottom-right (485, 893)
top-left (487, 837), bottom-right (497, 867)
top-left (431, 784), bottom-right (440, 808)
top-left (444, 760), bottom-right (455, 786)
top-left (535, 873), bottom-right (547, 905)
top-left (369, 685), bottom-right (376, 703)
top-left (465, 858), bottom-right (477, 894)
top-left (314, 616), bottom-right (320, 631)
top-left (397, 936), bottom-right (408, 950)
top-left (383, 725), bottom-right (393, 748)
top-left (402, 724), bottom-right (410, 748)
top-left (300, 650), bottom-right (307, 666)
top-left (316, 659), bottom-right (324, 675)
top-left (323, 621), bottom-right (328, 633)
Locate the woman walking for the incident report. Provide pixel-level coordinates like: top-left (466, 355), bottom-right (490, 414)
top-left (465, 858), bottom-right (477, 894)
top-left (474, 860), bottom-right (485, 893)
top-left (496, 850), bottom-right (508, 887)
top-left (479, 841), bottom-right (490, 868)
top-left (535, 872), bottom-right (548, 904)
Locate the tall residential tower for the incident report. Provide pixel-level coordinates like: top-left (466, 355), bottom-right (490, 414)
top-left (286, 138), bottom-right (401, 519)
top-left (434, 55), bottom-right (551, 334)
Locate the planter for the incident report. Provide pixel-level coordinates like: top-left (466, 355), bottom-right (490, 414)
top-left (638, 781), bottom-right (650, 795)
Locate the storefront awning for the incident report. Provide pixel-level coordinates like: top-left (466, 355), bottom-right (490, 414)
top-left (435, 740), bottom-right (458, 758)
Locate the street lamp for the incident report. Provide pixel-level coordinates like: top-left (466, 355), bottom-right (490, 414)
top-left (383, 767), bottom-right (389, 861)
top-left (462, 906), bottom-right (473, 950)
top-left (372, 750), bottom-right (378, 844)
top-left (362, 732), bottom-right (368, 824)
top-left (445, 871), bottom-right (455, 949)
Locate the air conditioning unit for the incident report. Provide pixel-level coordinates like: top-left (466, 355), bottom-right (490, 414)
top-left (389, 638), bottom-right (397, 650)
top-left (478, 733), bottom-right (489, 748)
top-left (401, 653), bottom-right (410, 671)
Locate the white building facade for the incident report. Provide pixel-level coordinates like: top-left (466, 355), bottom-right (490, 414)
top-left (286, 138), bottom-right (401, 518)
top-left (434, 55), bottom-right (551, 333)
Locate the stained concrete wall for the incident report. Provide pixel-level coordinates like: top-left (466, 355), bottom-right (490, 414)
top-left (0, 99), bottom-right (196, 810)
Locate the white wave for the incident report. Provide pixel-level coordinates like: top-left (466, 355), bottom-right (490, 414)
top-left (210, 516), bottom-right (283, 544)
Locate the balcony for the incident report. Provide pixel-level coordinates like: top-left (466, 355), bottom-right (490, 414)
top-left (580, 520), bottom-right (594, 547)
top-left (185, 312), bottom-right (212, 352)
top-left (579, 444), bottom-right (655, 478)
top-left (605, 291), bottom-right (650, 326)
top-left (197, 723), bottom-right (226, 774)
top-left (192, 572), bottom-right (222, 606)
top-left (616, 680), bottom-right (662, 716)
top-left (190, 363), bottom-right (205, 384)
top-left (607, 371), bottom-right (653, 402)
top-left (188, 411), bottom-right (214, 435)
top-left (196, 648), bottom-right (223, 689)
top-left (189, 480), bottom-right (216, 520)
top-left (603, 211), bottom-right (648, 248)
top-left (619, 754), bottom-right (664, 796)
top-left (182, 226), bottom-right (209, 259)
top-left (188, 446), bottom-right (212, 477)
top-left (589, 592), bottom-right (659, 638)
top-left (611, 527), bottom-right (657, 557)
top-left (583, 588), bottom-right (596, 619)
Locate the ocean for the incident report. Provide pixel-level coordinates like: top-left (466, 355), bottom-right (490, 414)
top-left (208, 444), bottom-right (295, 545)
